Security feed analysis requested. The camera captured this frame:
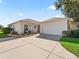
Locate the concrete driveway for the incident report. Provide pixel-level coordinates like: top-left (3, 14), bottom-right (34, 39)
top-left (0, 34), bottom-right (77, 59)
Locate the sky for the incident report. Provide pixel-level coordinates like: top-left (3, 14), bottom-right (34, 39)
top-left (0, 0), bottom-right (64, 26)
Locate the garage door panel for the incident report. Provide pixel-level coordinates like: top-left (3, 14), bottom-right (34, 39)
top-left (41, 20), bottom-right (67, 35)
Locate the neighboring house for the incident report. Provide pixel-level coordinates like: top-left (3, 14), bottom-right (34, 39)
top-left (9, 19), bottom-right (40, 34)
top-left (40, 18), bottom-right (77, 40)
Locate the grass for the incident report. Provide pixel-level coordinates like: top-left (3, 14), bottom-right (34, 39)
top-left (60, 37), bottom-right (79, 57)
top-left (0, 32), bottom-right (8, 38)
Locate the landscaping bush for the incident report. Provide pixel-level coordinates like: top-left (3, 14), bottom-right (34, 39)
top-left (62, 30), bottom-right (79, 38)
top-left (62, 31), bottom-right (71, 37)
top-left (2, 27), bottom-right (12, 34)
top-left (11, 31), bottom-right (18, 35)
top-left (72, 30), bottom-right (79, 38)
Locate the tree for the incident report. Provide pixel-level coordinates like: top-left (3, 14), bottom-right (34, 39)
top-left (2, 27), bottom-right (12, 34)
top-left (0, 25), bottom-right (3, 29)
top-left (55, 0), bottom-right (79, 22)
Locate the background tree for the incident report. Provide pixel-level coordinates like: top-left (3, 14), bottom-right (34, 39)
top-left (2, 27), bottom-right (12, 34)
top-left (0, 25), bottom-right (3, 30)
top-left (55, 0), bottom-right (79, 22)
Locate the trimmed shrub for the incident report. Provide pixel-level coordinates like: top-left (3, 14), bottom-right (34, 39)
top-left (2, 27), bottom-right (12, 34)
top-left (11, 31), bottom-right (18, 35)
top-left (62, 30), bottom-right (79, 38)
top-left (72, 30), bottom-right (79, 38)
top-left (62, 31), bottom-right (71, 37)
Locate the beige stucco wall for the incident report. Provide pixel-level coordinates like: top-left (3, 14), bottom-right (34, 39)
top-left (40, 19), bottom-right (68, 36)
top-left (10, 22), bottom-right (22, 34)
top-left (10, 22), bottom-right (38, 34)
top-left (20, 22), bottom-right (38, 34)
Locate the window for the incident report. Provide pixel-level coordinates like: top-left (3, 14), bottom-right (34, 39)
top-left (24, 25), bottom-right (28, 31)
top-left (34, 25), bottom-right (36, 28)
top-left (12, 25), bottom-right (15, 31)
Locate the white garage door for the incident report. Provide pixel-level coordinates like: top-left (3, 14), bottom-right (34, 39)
top-left (40, 20), bottom-right (67, 36)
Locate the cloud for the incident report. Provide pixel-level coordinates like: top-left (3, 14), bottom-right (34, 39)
top-left (48, 5), bottom-right (56, 10)
top-left (0, 0), bottom-right (3, 3)
top-left (18, 13), bottom-right (24, 16)
top-left (55, 14), bottom-right (64, 17)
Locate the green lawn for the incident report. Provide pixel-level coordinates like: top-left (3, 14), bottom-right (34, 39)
top-left (60, 37), bottom-right (79, 57)
top-left (0, 32), bottom-right (8, 38)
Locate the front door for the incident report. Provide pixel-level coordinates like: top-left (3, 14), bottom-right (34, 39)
top-left (24, 25), bottom-right (28, 33)
top-left (37, 25), bottom-right (40, 33)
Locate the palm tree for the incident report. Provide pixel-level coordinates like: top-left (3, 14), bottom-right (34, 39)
top-left (55, 0), bottom-right (79, 22)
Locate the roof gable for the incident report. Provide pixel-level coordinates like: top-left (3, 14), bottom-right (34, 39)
top-left (41, 17), bottom-right (72, 23)
top-left (9, 19), bottom-right (39, 25)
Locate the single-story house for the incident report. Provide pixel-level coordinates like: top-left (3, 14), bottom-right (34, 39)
top-left (9, 18), bottom-right (77, 40)
top-left (9, 19), bottom-right (40, 34)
